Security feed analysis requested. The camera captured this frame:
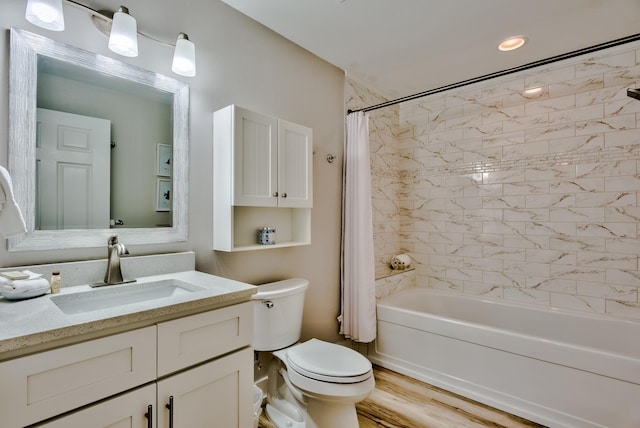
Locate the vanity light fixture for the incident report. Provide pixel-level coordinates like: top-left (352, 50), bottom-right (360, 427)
top-left (25, 0), bottom-right (65, 31)
top-left (172, 33), bottom-right (196, 77)
top-left (498, 35), bottom-right (528, 52)
top-left (108, 6), bottom-right (138, 57)
top-left (24, 0), bottom-right (197, 77)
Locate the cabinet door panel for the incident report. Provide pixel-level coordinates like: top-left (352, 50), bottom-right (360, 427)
top-left (157, 302), bottom-right (252, 376)
top-left (157, 348), bottom-right (253, 428)
top-left (278, 119), bottom-right (313, 208)
top-left (233, 107), bottom-right (278, 207)
top-left (0, 326), bottom-right (156, 428)
top-left (34, 384), bottom-right (156, 428)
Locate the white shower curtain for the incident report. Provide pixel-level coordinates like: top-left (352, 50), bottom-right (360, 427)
top-left (339, 111), bottom-right (376, 343)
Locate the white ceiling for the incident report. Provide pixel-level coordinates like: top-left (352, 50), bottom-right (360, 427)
top-left (221, 0), bottom-right (640, 100)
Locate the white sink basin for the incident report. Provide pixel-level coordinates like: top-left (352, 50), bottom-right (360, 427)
top-left (51, 279), bottom-right (205, 314)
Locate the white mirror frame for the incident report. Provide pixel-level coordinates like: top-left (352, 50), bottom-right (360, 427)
top-left (8, 28), bottom-right (189, 251)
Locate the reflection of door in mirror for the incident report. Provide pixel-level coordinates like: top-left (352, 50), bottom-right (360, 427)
top-left (35, 108), bottom-right (111, 230)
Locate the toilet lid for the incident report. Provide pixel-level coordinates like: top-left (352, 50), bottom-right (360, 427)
top-left (286, 339), bottom-right (372, 384)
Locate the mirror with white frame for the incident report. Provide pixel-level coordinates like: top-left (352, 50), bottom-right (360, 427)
top-left (7, 28), bottom-right (189, 251)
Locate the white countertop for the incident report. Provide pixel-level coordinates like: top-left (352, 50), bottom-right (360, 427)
top-left (0, 270), bottom-right (256, 359)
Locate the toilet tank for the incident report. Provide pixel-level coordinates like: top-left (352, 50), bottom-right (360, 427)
top-left (252, 278), bottom-right (309, 351)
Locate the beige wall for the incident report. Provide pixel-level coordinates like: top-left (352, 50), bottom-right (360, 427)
top-left (0, 1), bottom-right (345, 341)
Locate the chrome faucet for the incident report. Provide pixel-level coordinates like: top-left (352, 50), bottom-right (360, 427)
top-left (92, 235), bottom-right (136, 287)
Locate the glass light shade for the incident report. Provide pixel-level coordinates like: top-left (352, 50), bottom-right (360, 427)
top-left (25, 0), bottom-right (65, 31)
top-left (172, 33), bottom-right (196, 77)
top-left (108, 7), bottom-right (138, 57)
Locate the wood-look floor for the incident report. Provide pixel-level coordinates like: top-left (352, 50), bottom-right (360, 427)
top-left (258, 365), bottom-right (544, 428)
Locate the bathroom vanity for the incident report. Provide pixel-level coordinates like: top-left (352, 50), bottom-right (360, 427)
top-left (0, 266), bottom-right (256, 428)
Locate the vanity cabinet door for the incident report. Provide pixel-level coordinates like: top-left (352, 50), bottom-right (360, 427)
top-left (157, 302), bottom-right (252, 377)
top-left (157, 347), bottom-right (253, 428)
top-left (0, 326), bottom-right (156, 428)
top-left (34, 384), bottom-right (156, 428)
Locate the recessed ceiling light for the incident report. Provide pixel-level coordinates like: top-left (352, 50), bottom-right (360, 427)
top-left (498, 35), bottom-right (528, 52)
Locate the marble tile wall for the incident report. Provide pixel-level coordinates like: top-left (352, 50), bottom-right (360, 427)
top-left (374, 268), bottom-right (415, 300)
top-left (347, 40), bottom-right (640, 319)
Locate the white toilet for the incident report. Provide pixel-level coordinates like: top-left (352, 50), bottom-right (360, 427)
top-left (252, 278), bottom-right (375, 428)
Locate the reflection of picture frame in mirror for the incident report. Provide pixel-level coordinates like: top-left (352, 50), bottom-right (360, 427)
top-left (156, 178), bottom-right (171, 212)
top-left (157, 144), bottom-right (172, 177)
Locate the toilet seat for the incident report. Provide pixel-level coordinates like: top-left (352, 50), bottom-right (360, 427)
top-left (284, 339), bottom-right (373, 383)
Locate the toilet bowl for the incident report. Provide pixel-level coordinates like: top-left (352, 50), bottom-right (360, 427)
top-left (252, 279), bottom-right (375, 428)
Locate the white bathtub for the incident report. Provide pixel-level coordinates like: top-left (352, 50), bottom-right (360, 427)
top-left (367, 288), bottom-right (640, 428)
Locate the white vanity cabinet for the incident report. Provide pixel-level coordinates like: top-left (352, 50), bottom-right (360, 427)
top-left (33, 385), bottom-right (156, 428)
top-left (39, 349), bottom-right (253, 428)
top-left (1, 302), bottom-right (253, 428)
top-left (213, 104), bottom-right (313, 251)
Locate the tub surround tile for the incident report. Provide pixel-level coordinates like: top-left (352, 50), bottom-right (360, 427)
top-left (375, 268), bottom-right (415, 300)
top-left (550, 207), bottom-right (604, 222)
top-left (549, 133), bottom-right (604, 153)
top-left (484, 271), bottom-right (526, 288)
top-left (550, 292), bottom-right (606, 314)
top-left (347, 38), bottom-right (640, 320)
top-left (527, 277), bottom-right (576, 294)
top-left (503, 287), bottom-right (550, 306)
top-left (578, 281), bottom-right (638, 302)
top-left (430, 276), bottom-right (464, 292)
top-left (605, 299), bottom-right (640, 318)
top-left (464, 281), bottom-right (504, 298)
top-left (606, 236), bottom-right (640, 254)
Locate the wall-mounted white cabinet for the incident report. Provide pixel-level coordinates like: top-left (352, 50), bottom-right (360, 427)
top-left (214, 105), bottom-right (313, 252)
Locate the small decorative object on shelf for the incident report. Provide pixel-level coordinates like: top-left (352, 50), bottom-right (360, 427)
top-left (258, 227), bottom-right (276, 245)
top-left (390, 254), bottom-right (411, 270)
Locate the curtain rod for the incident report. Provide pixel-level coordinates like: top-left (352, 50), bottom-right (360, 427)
top-left (347, 32), bottom-right (640, 115)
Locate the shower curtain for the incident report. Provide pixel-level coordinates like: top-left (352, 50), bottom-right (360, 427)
top-left (339, 111), bottom-right (376, 343)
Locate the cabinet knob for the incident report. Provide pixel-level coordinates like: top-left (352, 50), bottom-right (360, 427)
top-left (282, 193), bottom-right (287, 198)
top-left (272, 192), bottom-right (278, 197)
